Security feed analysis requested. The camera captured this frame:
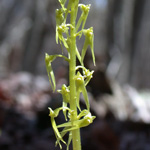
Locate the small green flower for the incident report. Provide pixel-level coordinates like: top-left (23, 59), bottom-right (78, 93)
top-left (56, 23), bottom-right (69, 48)
top-left (57, 111), bottom-right (95, 132)
top-left (83, 68), bottom-right (94, 86)
top-left (45, 53), bottom-right (69, 92)
top-left (56, 9), bottom-right (65, 26)
top-left (76, 65), bottom-right (94, 85)
top-left (76, 4), bottom-right (91, 33)
top-left (58, 84), bottom-right (70, 120)
top-left (75, 71), bottom-right (89, 111)
top-left (49, 108), bottom-right (66, 148)
top-left (49, 107), bottom-right (73, 149)
top-left (81, 27), bottom-right (95, 66)
top-left (45, 53), bottom-right (56, 92)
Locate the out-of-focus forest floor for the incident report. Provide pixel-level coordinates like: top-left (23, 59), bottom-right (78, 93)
top-left (0, 72), bottom-right (150, 150)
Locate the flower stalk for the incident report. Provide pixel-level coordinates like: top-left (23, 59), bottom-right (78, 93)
top-left (45, 0), bottom-right (96, 149)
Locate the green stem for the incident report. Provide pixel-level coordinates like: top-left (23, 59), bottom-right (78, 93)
top-left (69, 0), bottom-right (81, 150)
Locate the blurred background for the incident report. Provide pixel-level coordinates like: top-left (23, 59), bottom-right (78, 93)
top-left (0, 0), bottom-right (150, 150)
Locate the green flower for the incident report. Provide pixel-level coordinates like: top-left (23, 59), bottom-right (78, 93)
top-left (58, 84), bottom-right (70, 120)
top-left (76, 4), bottom-right (91, 32)
top-left (75, 71), bottom-right (89, 111)
top-left (81, 27), bottom-right (95, 66)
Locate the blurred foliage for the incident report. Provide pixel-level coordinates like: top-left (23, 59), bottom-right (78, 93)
top-left (0, 0), bottom-right (150, 89)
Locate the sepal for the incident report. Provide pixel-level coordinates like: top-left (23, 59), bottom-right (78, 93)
top-left (45, 53), bottom-right (69, 92)
top-left (76, 4), bottom-right (91, 33)
top-left (75, 71), bottom-right (90, 111)
top-left (82, 27), bottom-right (95, 66)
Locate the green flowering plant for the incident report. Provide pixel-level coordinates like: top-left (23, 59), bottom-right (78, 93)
top-left (45, 0), bottom-right (96, 149)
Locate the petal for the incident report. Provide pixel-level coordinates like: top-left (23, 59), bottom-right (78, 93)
top-left (45, 62), bottom-right (56, 92)
top-left (81, 83), bottom-right (90, 110)
top-left (81, 38), bottom-right (88, 65)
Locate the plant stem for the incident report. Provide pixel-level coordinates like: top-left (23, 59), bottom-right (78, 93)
top-left (69, 0), bottom-right (81, 150)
